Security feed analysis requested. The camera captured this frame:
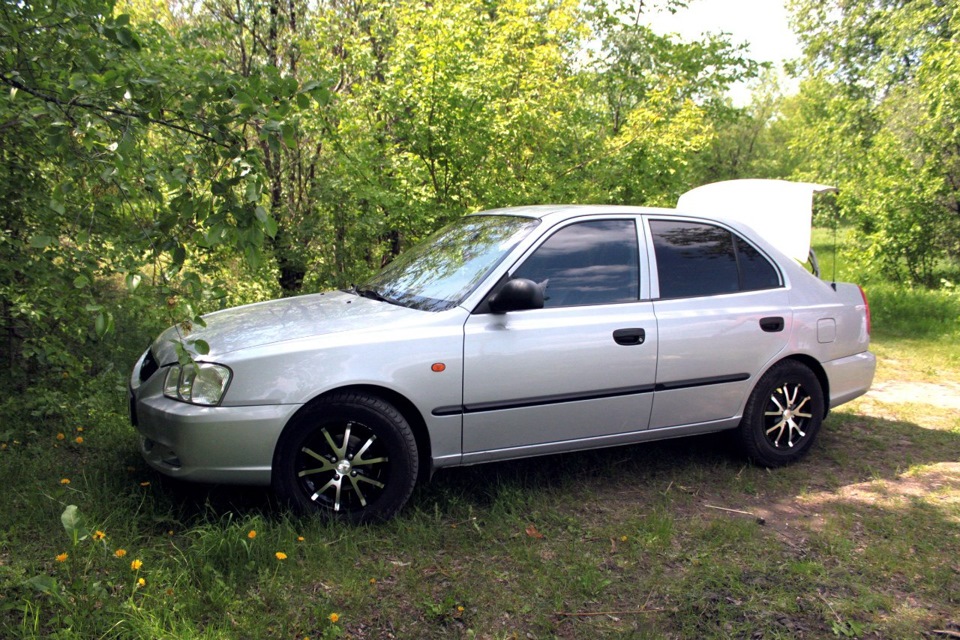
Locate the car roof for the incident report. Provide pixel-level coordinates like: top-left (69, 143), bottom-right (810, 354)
top-left (468, 204), bottom-right (676, 220)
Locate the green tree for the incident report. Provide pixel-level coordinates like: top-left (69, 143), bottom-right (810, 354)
top-left (693, 71), bottom-right (806, 183)
top-left (0, 0), bottom-right (766, 388)
top-left (0, 0), bottom-right (305, 384)
top-left (787, 0), bottom-right (960, 285)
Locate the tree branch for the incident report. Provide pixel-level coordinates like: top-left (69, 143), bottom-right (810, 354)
top-left (0, 74), bottom-right (233, 148)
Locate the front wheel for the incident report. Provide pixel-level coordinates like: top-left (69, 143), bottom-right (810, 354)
top-left (737, 361), bottom-right (825, 467)
top-left (273, 392), bottom-right (419, 523)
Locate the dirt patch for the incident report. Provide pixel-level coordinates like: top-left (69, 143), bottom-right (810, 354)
top-left (751, 462), bottom-right (960, 541)
top-left (803, 462), bottom-right (960, 512)
top-left (866, 380), bottom-right (960, 410)
top-left (695, 377), bottom-right (960, 553)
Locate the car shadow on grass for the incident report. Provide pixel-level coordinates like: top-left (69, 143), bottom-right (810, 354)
top-left (137, 410), bottom-right (959, 527)
top-left (409, 411), bottom-right (960, 522)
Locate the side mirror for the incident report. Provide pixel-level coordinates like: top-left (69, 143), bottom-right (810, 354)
top-left (488, 278), bottom-right (544, 314)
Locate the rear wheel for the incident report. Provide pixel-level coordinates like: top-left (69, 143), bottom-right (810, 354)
top-left (273, 392), bottom-right (418, 523)
top-left (737, 361), bottom-right (824, 467)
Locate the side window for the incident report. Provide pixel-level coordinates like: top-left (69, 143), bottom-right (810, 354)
top-left (512, 219), bottom-right (639, 308)
top-left (736, 236), bottom-right (780, 291)
top-left (650, 220), bottom-right (779, 299)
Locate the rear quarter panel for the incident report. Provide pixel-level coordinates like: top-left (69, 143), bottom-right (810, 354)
top-left (781, 263), bottom-right (875, 407)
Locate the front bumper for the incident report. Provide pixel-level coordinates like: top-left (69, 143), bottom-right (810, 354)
top-left (130, 351), bottom-right (301, 485)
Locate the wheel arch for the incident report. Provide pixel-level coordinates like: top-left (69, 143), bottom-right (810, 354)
top-left (774, 354), bottom-right (830, 418)
top-left (272, 384), bottom-right (434, 484)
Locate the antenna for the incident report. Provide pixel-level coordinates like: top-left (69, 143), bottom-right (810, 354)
top-left (831, 194), bottom-right (838, 290)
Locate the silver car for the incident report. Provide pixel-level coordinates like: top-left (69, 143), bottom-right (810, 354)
top-left (130, 180), bottom-right (875, 522)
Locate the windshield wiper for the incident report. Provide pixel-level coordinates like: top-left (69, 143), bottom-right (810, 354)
top-left (346, 284), bottom-right (397, 305)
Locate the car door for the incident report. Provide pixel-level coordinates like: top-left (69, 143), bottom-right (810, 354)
top-left (461, 217), bottom-right (658, 462)
top-left (646, 217), bottom-right (792, 429)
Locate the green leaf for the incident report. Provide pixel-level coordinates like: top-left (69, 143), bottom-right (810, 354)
top-left (73, 274), bottom-right (90, 289)
top-left (116, 27), bottom-right (133, 47)
top-left (25, 575), bottom-right (58, 595)
top-left (245, 180), bottom-right (259, 203)
top-left (49, 199), bottom-right (66, 215)
top-left (61, 505), bottom-right (82, 540)
top-left (281, 123), bottom-right (296, 148)
top-left (244, 244), bottom-right (261, 270)
top-left (29, 235), bottom-right (53, 248)
top-left (262, 214), bottom-right (278, 239)
top-left (125, 272), bottom-right (142, 292)
top-left (173, 340), bottom-right (192, 366)
top-left (192, 339), bottom-right (210, 355)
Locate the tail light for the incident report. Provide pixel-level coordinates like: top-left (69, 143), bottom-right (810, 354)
top-left (857, 285), bottom-right (871, 335)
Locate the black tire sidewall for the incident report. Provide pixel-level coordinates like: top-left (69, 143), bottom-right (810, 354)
top-left (273, 392), bottom-right (418, 523)
top-left (739, 361), bottom-right (824, 467)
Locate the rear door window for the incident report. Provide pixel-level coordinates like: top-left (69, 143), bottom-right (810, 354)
top-left (650, 220), bottom-right (780, 299)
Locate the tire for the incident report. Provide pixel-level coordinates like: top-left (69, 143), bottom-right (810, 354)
top-left (737, 360), bottom-right (825, 468)
top-left (273, 392), bottom-right (419, 523)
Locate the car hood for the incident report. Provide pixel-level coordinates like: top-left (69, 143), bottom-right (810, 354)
top-left (151, 291), bottom-right (423, 364)
top-left (677, 179), bottom-right (837, 263)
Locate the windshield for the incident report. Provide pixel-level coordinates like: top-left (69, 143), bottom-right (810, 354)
top-left (363, 215), bottom-right (540, 311)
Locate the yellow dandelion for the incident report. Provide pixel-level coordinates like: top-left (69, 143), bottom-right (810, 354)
top-left (77, 427), bottom-right (84, 432)
top-left (0, 443), bottom-right (6, 450)
top-left (297, 536), bottom-right (305, 542)
top-left (275, 551), bottom-right (287, 560)
top-left (130, 559), bottom-right (143, 571)
top-left (56, 433), bottom-right (65, 441)
top-left (56, 552), bottom-right (68, 563)
top-left (621, 535), bottom-right (628, 542)
top-left (457, 605), bottom-right (465, 612)
top-left (247, 530), bottom-right (257, 539)
top-left (328, 613), bottom-right (339, 624)
top-left (137, 577), bottom-right (146, 587)
top-left (369, 577), bottom-right (377, 584)
top-left (168, 530), bottom-right (174, 536)
top-left (115, 548), bottom-right (127, 558)
top-left (92, 530), bottom-right (106, 541)
top-left (60, 478), bottom-right (70, 485)
top-left (74, 436), bottom-right (83, 444)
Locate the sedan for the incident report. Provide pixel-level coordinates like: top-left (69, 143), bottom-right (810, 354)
top-left (130, 179), bottom-right (875, 522)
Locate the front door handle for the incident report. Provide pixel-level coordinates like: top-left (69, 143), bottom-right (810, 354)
top-left (760, 317), bottom-right (785, 333)
top-left (613, 328), bottom-right (645, 346)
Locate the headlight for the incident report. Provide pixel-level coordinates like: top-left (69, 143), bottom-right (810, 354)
top-left (163, 363), bottom-right (232, 406)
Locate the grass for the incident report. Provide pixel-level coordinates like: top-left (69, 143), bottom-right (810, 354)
top-left (1, 235), bottom-right (959, 638)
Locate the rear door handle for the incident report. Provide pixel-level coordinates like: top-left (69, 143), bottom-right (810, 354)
top-left (613, 328), bottom-right (645, 345)
top-left (760, 317), bottom-right (784, 333)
